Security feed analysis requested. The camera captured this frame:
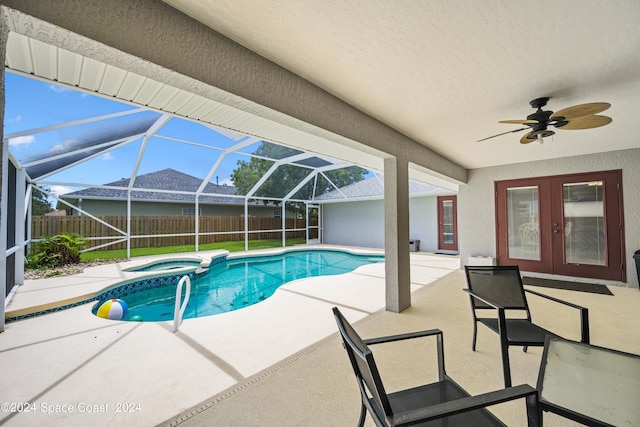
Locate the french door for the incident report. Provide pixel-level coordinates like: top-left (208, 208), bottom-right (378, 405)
top-left (495, 170), bottom-right (625, 281)
top-left (306, 204), bottom-right (320, 244)
top-left (437, 196), bottom-right (458, 252)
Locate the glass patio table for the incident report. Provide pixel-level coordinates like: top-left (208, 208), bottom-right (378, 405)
top-left (537, 336), bottom-right (640, 426)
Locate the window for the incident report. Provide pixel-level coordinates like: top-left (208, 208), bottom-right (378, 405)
top-left (182, 207), bottom-right (202, 216)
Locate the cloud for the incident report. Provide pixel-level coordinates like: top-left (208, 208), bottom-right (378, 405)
top-left (7, 115), bottom-right (22, 123)
top-left (46, 138), bottom-right (83, 155)
top-left (50, 185), bottom-right (73, 196)
top-left (48, 84), bottom-right (71, 94)
top-left (8, 135), bottom-right (35, 146)
top-left (101, 152), bottom-right (114, 160)
top-left (50, 144), bottom-right (66, 153)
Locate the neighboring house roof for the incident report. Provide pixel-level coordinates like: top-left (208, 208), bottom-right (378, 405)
top-left (315, 176), bottom-right (451, 201)
top-left (61, 168), bottom-right (267, 206)
top-left (61, 168), bottom-right (450, 205)
top-left (44, 210), bottom-right (67, 216)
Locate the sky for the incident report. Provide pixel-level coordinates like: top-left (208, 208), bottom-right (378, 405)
top-left (4, 71), bottom-right (382, 210)
top-left (3, 72), bottom-right (259, 197)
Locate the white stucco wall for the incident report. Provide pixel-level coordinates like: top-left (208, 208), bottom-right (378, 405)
top-left (458, 147), bottom-right (640, 288)
top-left (322, 196), bottom-right (440, 251)
top-left (409, 197), bottom-right (439, 251)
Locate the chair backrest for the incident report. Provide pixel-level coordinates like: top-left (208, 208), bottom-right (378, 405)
top-left (465, 265), bottom-right (529, 311)
top-left (332, 307), bottom-right (393, 418)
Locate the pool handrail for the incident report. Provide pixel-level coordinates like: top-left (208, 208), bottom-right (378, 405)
top-left (173, 275), bottom-right (191, 332)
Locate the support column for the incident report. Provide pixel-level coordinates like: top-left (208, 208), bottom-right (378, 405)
top-left (384, 156), bottom-right (411, 312)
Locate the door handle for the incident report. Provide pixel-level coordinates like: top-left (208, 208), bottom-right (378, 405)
top-left (553, 229), bottom-right (559, 233)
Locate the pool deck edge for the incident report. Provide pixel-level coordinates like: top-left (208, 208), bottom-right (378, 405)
top-left (4, 250), bottom-right (230, 319)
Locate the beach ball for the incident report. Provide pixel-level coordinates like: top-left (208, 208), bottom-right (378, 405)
top-left (97, 299), bottom-right (128, 320)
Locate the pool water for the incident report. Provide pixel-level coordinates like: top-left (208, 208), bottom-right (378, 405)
top-left (120, 250), bottom-right (383, 321)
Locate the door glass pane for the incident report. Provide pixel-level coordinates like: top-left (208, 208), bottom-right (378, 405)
top-left (307, 206), bottom-right (320, 241)
top-left (563, 181), bottom-right (605, 265)
top-left (442, 200), bottom-right (454, 244)
top-left (507, 186), bottom-right (540, 261)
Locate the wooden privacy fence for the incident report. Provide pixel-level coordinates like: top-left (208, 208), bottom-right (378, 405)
top-left (31, 215), bottom-right (309, 250)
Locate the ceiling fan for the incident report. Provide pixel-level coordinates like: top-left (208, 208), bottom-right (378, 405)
top-left (478, 97), bottom-right (612, 144)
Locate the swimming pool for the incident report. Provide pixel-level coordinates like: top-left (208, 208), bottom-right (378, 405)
top-left (97, 249), bottom-right (383, 322)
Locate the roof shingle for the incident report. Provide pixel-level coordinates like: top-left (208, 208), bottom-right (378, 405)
top-left (62, 168), bottom-right (256, 205)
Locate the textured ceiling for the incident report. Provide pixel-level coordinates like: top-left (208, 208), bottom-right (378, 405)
top-left (165, 0), bottom-right (640, 169)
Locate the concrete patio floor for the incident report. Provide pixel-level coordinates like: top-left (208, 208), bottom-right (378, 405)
top-left (1, 247), bottom-right (639, 426)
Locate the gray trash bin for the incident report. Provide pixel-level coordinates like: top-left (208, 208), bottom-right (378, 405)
top-left (409, 239), bottom-right (420, 252)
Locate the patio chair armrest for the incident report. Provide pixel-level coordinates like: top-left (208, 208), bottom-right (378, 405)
top-left (524, 288), bottom-right (586, 310)
top-left (363, 328), bottom-right (442, 346)
top-left (524, 289), bottom-right (590, 343)
top-left (364, 328), bottom-right (447, 381)
top-left (463, 289), bottom-right (505, 310)
top-left (391, 384), bottom-right (540, 426)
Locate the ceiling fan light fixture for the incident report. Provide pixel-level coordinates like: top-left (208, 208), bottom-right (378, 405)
top-left (537, 129), bottom-right (554, 137)
top-left (478, 97), bottom-right (612, 143)
top-left (519, 129), bottom-right (555, 145)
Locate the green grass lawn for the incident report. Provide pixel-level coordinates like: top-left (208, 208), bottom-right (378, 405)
top-left (80, 238), bottom-right (307, 261)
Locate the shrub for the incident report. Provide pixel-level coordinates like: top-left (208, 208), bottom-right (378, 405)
top-left (26, 233), bottom-right (87, 269)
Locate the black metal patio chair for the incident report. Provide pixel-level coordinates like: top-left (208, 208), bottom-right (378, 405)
top-left (463, 265), bottom-right (590, 387)
top-left (332, 307), bottom-right (541, 426)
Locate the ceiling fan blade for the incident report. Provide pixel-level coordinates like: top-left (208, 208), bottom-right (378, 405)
top-left (477, 127), bottom-right (528, 142)
top-left (499, 119), bottom-right (538, 125)
top-left (558, 115), bottom-right (612, 130)
top-left (550, 102), bottom-right (611, 120)
top-left (519, 131), bottom-right (537, 144)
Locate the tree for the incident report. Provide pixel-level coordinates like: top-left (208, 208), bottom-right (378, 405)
top-left (31, 184), bottom-right (53, 215)
top-left (231, 142), bottom-right (368, 211)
